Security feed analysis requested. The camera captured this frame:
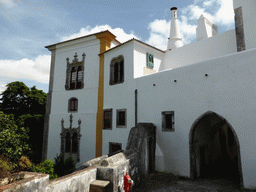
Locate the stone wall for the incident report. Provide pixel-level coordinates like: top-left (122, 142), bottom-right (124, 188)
top-left (96, 123), bottom-right (156, 192)
top-left (0, 123), bottom-right (156, 192)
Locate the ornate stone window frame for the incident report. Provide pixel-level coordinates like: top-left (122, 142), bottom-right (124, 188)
top-left (116, 108), bottom-right (127, 128)
top-left (68, 97), bottom-right (78, 113)
top-left (109, 55), bottom-right (124, 85)
top-left (60, 114), bottom-right (82, 163)
top-left (65, 52), bottom-right (86, 90)
top-left (162, 111), bottom-right (175, 132)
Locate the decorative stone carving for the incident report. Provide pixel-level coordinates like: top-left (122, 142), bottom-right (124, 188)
top-left (60, 114), bottom-right (82, 162)
top-left (65, 53), bottom-right (86, 90)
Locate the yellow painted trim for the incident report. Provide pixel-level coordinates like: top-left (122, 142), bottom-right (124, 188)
top-left (95, 32), bottom-right (116, 157)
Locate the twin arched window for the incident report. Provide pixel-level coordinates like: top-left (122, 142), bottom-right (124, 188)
top-left (70, 66), bottom-right (83, 89)
top-left (110, 56), bottom-right (124, 85)
top-left (65, 132), bottom-right (78, 153)
top-left (65, 53), bottom-right (85, 90)
top-left (68, 98), bottom-right (78, 112)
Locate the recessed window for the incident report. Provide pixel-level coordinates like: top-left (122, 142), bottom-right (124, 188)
top-left (162, 111), bottom-right (175, 132)
top-left (68, 98), bottom-right (78, 112)
top-left (72, 132), bottom-right (78, 153)
top-left (103, 109), bottom-right (112, 130)
top-left (147, 53), bottom-right (154, 69)
top-left (110, 55), bottom-right (124, 85)
top-left (65, 52), bottom-right (85, 90)
top-left (109, 142), bottom-right (122, 155)
top-left (65, 132), bottom-right (71, 152)
top-left (116, 109), bottom-right (126, 128)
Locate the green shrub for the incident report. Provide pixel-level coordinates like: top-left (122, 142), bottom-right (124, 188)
top-left (31, 159), bottom-right (57, 180)
top-left (17, 156), bottom-right (32, 172)
top-left (64, 157), bottom-right (76, 175)
top-left (54, 153), bottom-right (76, 177)
top-left (0, 157), bottom-right (12, 179)
top-left (53, 153), bottom-right (65, 177)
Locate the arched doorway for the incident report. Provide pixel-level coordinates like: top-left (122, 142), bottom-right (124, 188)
top-left (189, 111), bottom-right (243, 188)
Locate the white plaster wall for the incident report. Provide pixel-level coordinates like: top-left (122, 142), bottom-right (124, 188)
top-left (102, 43), bottom-right (256, 188)
top-left (133, 41), bottom-right (164, 78)
top-left (135, 48), bottom-right (256, 188)
top-left (47, 112), bottom-right (96, 165)
top-left (234, 0), bottom-right (256, 51)
top-left (47, 35), bottom-right (101, 164)
top-left (160, 29), bottom-right (237, 70)
top-left (102, 41), bottom-right (136, 155)
top-left (111, 40), bottom-right (120, 48)
top-left (53, 37), bottom-right (100, 92)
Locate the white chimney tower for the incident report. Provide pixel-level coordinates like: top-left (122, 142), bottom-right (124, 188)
top-left (167, 7), bottom-right (183, 50)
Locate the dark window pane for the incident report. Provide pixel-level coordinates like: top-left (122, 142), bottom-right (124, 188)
top-left (166, 114), bottom-right (172, 129)
top-left (114, 62), bottom-right (118, 83)
top-left (104, 110), bottom-right (112, 129)
top-left (120, 60), bottom-right (124, 82)
top-left (72, 133), bottom-right (78, 153)
top-left (65, 132), bottom-right (71, 152)
top-left (118, 111), bottom-right (126, 126)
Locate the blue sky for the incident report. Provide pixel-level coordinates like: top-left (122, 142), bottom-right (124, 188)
top-left (0, 0), bottom-right (235, 94)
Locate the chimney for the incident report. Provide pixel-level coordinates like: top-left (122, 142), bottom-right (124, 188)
top-left (196, 15), bottom-right (218, 41)
top-left (167, 7), bottom-right (183, 50)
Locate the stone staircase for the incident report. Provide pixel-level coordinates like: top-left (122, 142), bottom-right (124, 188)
top-left (90, 180), bottom-right (111, 192)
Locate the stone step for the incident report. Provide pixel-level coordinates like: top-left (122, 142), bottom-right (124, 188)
top-left (90, 180), bottom-right (111, 192)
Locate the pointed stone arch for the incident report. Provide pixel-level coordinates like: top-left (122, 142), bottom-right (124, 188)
top-left (189, 111), bottom-right (244, 188)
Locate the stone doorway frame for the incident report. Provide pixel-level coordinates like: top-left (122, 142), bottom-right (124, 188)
top-left (189, 111), bottom-right (244, 188)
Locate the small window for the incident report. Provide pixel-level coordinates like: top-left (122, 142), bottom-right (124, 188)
top-left (109, 142), bottom-right (122, 155)
top-left (147, 53), bottom-right (154, 69)
top-left (103, 109), bottom-right (112, 130)
top-left (116, 109), bottom-right (126, 128)
top-left (110, 55), bottom-right (124, 85)
top-left (68, 98), bottom-right (78, 112)
top-left (162, 111), bottom-right (175, 132)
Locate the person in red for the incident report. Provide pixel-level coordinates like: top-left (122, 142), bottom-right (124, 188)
top-left (123, 172), bottom-right (133, 192)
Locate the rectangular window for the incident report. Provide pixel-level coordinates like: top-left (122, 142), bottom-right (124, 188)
top-left (103, 109), bottom-right (112, 130)
top-left (116, 109), bottom-right (126, 128)
top-left (147, 53), bottom-right (154, 69)
top-left (162, 111), bottom-right (175, 132)
top-left (109, 142), bottom-right (122, 155)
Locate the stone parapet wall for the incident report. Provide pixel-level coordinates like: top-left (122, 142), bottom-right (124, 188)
top-left (46, 166), bottom-right (97, 192)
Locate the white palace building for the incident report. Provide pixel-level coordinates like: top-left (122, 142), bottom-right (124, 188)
top-left (43, 0), bottom-right (256, 189)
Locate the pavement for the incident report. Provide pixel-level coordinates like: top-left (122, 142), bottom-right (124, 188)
top-left (132, 172), bottom-right (256, 192)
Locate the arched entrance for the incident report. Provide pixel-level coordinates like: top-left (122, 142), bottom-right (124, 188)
top-left (189, 111), bottom-right (243, 188)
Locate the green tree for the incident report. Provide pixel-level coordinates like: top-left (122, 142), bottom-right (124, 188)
top-left (0, 81), bottom-right (30, 117)
top-left (0, 81), bottom-right (47, 163)
top-left (0, 112), bottom-right (30, 162)
top-left (0, 82), bottom-right (47, 117)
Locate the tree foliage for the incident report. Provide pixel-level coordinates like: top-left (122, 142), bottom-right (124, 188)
top-left (0, 81), bottom-right (47, 163)
top-left (0, 112), bottom-right (30, 162)
top-left (0, 81), bottom-right (47, 117)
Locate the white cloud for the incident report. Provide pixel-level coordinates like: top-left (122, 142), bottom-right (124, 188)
top-left (0, 55), bottom-right (51, 84)
top-left (146, 19), bottom-right (169, 50)
top-left (215, 0), bottom-right (234, 26)
top-left (61, 25), bottom-right (138, 43)
top-left (0, 0), bottom-right (16, 8)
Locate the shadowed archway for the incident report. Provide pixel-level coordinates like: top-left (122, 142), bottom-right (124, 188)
top-left (189, 111), bottom-right (243, 188)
